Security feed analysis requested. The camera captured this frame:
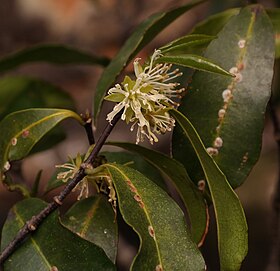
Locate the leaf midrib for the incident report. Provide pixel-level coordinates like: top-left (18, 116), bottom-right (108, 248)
top-left (3, 110), bottom-right (80, 166)
top-left (106, 163), bottom-right (163, 268)
top-left (80, 196), bottom-right (101, 238)
top-left (213, 10), bottom-right (256, 139)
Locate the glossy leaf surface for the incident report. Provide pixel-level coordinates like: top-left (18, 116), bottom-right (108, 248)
top-left (192, 7), bottom-right (280, 58)
top-left (0, 109), bottom-right (83, 181)
top-left (173, 5), bottom-right (275, 188)
top-left (191, 8), bottom-right (239, 36)
top-left (104, 163), bottom-right (205, 271)
top-left (45, 151), bottom-right (166, 193)
top-left (0, 76), bottom-right (74, 119)
top-left (158, 54), bottom-right (232, 76)
top-left (0, 76), bottom-right (76, 153)
top-left (160, 34), bottom-right (215, 54)
top-left (61, 195), bottom-right (118, 263)
top-left (103, 151), bottom-right (166, 190)
top-left (172, 109), bottom-right (247, 271)
top-left (0, 44), bottom-right (109, 73)
top-left (93, 0), bottom-right (204, 121)
top-left (107, 142), bottom-right (207, 245)
top-left (1, 198), bottom-right (115, 271)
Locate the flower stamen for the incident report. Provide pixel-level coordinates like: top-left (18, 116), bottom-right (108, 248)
top-left (105, 49), bottom-right (184, 144)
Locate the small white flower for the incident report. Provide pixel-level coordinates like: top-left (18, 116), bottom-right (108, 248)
top-left (134, 50), bottom-right (184, 100)
top-left (56, 155), bottom-right (82, 183)
top-left (56, 155), bottom-right (117, 208)
top-left (130, 108), bottom-right (175, 144)
top-left (73, 179), bottom-right (89, 200)
top-left (148, 109), bottom-right (175, 134)
top-left (105, 49), bottom-right (183, 144)
top-left (56, 154), bottom-right (90, 200)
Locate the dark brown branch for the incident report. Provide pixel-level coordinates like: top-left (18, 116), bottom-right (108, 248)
top-left (0, 111), bottom-right (122, 265)
top-left (82, 112), bottom-right (95, 145)
top-left (266, 101), bottom-right (280, 270)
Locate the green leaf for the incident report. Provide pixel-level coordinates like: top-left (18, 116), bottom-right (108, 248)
top-left (93, 0), bottom-right (204, 121)
top-left (157, 54), bottom-right (232, 76)
top-left (191, 7), bottom-right (280, 58)
top-left (0, 44), bottom-right (109, 73)
top-left (30, 126), bottom-right (66, 155)
top-left (104, 163), bottom-right (205, 271)
top-left (191, 8), bottom-right (239, 36)
top-left (107, 142), bottom-right (208, 246)
top-left (173, 5), bottom-right (275, 188)
top-left (61, 195), bottom-right (118, 263)
top-left (267, 8), bottom-right (280, 58)
top-left (0, 108), bottom-right (84, 181)
top-left (171, 109), bottom-right (247, 271)
top-left (1, 198), bottom-right (115, 271)
top-left (103, 151), bottom-right (166, 190)
top-left (160, 34), bottom-right (215, 54)
top-left (45, 151), bottom-right (166, 194)
top-left (0, 76), bottom-right (76, 153)
top-left (0, 76), bottom-right (75, 120)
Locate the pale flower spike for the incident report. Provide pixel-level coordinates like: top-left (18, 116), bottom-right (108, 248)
top-left (104, 49), bottom-right (184, 144)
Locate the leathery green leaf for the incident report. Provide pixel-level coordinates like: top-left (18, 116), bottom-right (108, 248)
top-left (93, 0), bottom-right (204, 122)
top-left (0, 44), bottom-right (109, 73)
top-left (103, 151), bottom-right (166, 190)
top-left (192, 7), bottom-right (280, 58)
top-left (1, 198), bottom-right (115, 271)
top-left (0, 77), bottom-right (76, 153)
top-left (173, 5), bottom-right (275, 188)
top-left (104, 163), bottom-right (205, 271)
top-left (0, 76), bottom-right (75, 119)
top-left (61, 195), bottom-right (118, 263)
top-left (191, 8), bottom-right (239, 36)
top-left (171, 109), bottom-right (248, 271)
top-left (158, 54), bottom-right (232, 76)
top-left (45, 151), bottom-right (166, 194)
top-left (107, 142), bottom-right (208, 246)
top-left (0, 108), bottom-right (84, 181)
top-left (160, 34), bottom-right (215, 54)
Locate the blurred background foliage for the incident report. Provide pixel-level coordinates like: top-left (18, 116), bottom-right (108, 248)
top-left (0, 0), bottom-right (279, 270)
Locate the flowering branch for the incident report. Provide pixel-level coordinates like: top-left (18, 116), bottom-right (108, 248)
top-left (0, 49), bottom-right (184, 265)
top-left (81, 111), bottom-right (95, 145)
top-left (0, 110), bottom-right (122, 266)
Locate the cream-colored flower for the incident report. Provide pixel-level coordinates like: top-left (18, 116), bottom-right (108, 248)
top-left (56, 154), bottom-right (90, 200)
top-left (130, 108), bottom-right (175, 144)
top-left (56, 155), bottom-right (82, 183)
top-left (133, 50), bottom-right (184, 101)
top-left (56, 156), bottom-right (117, 208)
top-left (105, 49), bottom-right (183, 144)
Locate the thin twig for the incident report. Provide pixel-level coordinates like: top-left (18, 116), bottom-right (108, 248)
top-left (0, 111), bottom-right (122, 265)
top-left (82, 111), bottom-right (95, 145)
top-left (266, 101), bottom-right (280, 271)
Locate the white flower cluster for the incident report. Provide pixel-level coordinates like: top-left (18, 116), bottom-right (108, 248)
top-left (105, 49), bottom-right (184, 144)
top-left (56, 155), bottom-right (117, 209)
top-left (56, 154), bottom-right (90, 200)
